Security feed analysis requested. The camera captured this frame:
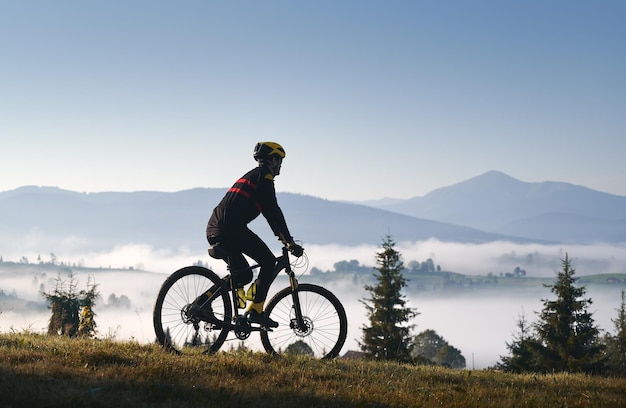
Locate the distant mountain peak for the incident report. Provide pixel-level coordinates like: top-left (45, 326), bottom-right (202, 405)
top-left (473, 170), bottom-right (519, 182)
top-left (456, 170), bottom-right (523, 188)
top-left (425, 170), bottom-right (525, 199)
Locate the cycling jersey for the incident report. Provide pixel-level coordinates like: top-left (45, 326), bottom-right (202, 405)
top-left (206, 166), bottom-right (293, 243)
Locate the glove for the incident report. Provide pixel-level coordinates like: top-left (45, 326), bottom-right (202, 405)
top-left (287, 242), bottom-right (304, 257)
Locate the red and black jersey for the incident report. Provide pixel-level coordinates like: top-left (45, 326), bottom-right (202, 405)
top-left (207, 166), bottom-right (293, 243)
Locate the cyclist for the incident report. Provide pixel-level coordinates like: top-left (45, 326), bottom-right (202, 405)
top-left (206, 142), bottom-right (303, 328)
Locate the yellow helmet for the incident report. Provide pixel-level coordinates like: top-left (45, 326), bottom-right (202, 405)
top-left (253, 142), bottom-right (286, 162)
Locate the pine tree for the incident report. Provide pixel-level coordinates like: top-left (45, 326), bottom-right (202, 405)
top-left (496, 311), bottom-right (538, 373)
top-left (604, 289), bottom-right (626, 376)
top-left (359, 235), bottom-right (417, 362)
top-left (531, 254), bottom-right (605, 373)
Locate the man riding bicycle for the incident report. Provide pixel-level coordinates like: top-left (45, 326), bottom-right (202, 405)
top-left (206, 142), bottom-right (303, 328)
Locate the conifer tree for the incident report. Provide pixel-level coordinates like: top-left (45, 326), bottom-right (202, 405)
top-left (604, 289), bottom-right (626, 376)
top-left (530, 254), bottom-right (605, 373)
top-left (359, 235), bottom-right (416, 362)
top-left (496, 311), bottom-right (538, 373)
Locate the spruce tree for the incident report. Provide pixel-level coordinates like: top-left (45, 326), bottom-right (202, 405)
top-left (359, 235), bottom-right (416, 362)
top-left (531, 254), bottom-right (605, 373)
top-left (496, 311), bottom-right (538, 373)
top-left (604, 289), bottom-right (626, 376)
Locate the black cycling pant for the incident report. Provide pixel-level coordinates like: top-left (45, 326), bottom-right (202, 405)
top-left (208, 227), bottom-right (277, 304)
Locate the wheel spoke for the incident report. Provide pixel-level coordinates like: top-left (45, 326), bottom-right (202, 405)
top-left (153, 266), bottom-right (231, 353)
top-left (261, 284), bottom-right (347, 359)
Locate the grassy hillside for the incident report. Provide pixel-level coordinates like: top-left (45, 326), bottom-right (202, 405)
top-left (1, 333), bottom-right (625, 407)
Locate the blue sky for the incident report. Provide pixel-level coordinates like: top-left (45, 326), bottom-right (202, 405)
top-left (2, 1), bottom-right (625, 200)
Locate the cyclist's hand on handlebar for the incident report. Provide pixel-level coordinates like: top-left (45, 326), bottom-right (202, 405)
top-left (287, 242), bottom-right (304, 257)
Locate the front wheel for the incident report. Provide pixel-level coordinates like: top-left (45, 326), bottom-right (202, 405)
top-left (260, 284), bottom-right (347, 359)
top-left (153, 266), bottom-right (232, 354)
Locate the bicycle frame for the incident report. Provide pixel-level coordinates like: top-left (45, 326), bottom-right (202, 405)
top-left (205, 245), bottom-right (306, 335)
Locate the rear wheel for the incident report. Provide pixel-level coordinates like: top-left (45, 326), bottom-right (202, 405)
top-left (260, 284), bottom-right (347, 359)
top-left (153, 266), bottom-right (232, 354)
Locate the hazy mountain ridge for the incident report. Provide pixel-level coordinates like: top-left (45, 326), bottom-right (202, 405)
top-left (0, 185), bottom-right (528, 257)
top-left (364, 171), bottom-right (626, 243)
top-left (1, 170), bottom-right (624, 263)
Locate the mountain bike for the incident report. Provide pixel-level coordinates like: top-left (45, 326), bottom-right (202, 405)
top-left (153, 244), bottom-right (348, 359)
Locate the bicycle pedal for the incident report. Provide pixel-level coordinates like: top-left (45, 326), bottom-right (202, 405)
top-left (247, 310), bottom-right (279, 328)
top-left (245, 319), bottom-right (275, 331)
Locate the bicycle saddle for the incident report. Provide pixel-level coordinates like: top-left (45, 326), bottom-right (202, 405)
top-left (208, 242), bottom-right (230, 260)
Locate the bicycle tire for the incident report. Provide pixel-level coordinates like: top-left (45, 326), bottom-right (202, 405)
top-left (260, 283), bottom-right (347, 359)
top-left (153, 266), bottom-right (232, 354)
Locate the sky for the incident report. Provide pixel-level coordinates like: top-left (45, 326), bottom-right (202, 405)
top-left (2, 1), bottom-right (625, 201)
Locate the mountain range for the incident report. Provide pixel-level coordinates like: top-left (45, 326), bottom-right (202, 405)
top-left (1, 171), bottom-right (624, 258)
top-left (360, 171), bottom-right (626, 243)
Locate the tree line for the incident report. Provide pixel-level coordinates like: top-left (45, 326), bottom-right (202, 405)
top-left (358, 236), bottom-right (626, 376)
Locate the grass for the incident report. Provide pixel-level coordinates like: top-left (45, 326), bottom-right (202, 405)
top-left (1, 333), bottom-right (626, 407)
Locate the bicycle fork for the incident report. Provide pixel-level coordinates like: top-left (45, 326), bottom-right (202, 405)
top-left (289, 277), bottom-right (308, 332)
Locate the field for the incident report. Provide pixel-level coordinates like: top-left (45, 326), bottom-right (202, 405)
top-left (1, 333), bottom-right (625, 407)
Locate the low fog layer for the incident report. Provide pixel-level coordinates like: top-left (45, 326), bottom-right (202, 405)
top-left (1, 240), bottom-right (625, 369)
top-left (2, 238), bottom-right (626, 277)
top-left (307, 240), bottom-right (626, 277)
